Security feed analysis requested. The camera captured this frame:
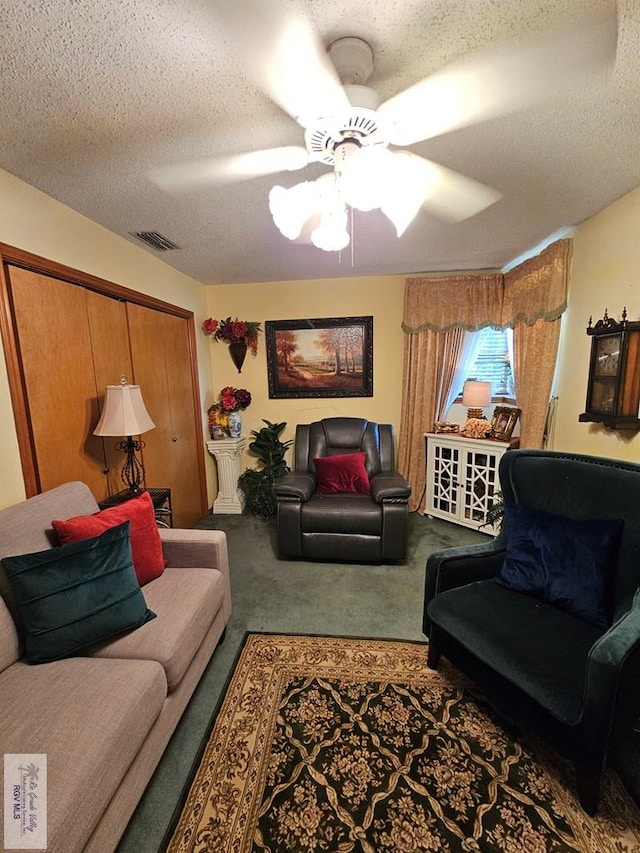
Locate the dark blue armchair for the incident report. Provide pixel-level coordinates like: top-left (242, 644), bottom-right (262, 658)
top-left (424, 449), bottom-right (640, 814)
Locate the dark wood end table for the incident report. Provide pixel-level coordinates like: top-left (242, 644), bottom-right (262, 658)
top-left (98, 487), bottom-right (173, 527)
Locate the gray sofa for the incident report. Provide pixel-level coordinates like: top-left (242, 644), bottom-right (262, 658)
top-left (0, 481), bottom-right (231, 853)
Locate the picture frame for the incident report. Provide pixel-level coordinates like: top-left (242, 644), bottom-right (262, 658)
top-left (490, 406), bottom-right (521, 441)
top-left (265, 316), bottom-right (373, 399)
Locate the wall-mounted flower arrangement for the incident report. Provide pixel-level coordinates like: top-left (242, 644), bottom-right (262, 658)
top-left (202, 317), bottom-right (262, 372)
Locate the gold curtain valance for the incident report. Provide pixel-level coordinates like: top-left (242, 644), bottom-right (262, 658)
top-left (402, 238), bottom-right (572, 333)
top-left (402, 273), bottom-right (503, 334)
top-left (502, 238), bottom-right (572, 326)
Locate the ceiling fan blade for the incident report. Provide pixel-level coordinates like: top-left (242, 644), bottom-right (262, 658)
top-left (379, 13), bottom-right (617, 146)
top-left (150, 146), bottom-right (311, 191)
top-left (415, 157), bottom-right (502, 223)
top-left (379, 152), bottom-right (501, 234)
top-left (213, 0), bottom-right (349, 128)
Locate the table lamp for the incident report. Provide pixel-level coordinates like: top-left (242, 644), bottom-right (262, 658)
top-left (94, 377), bottom-right (155, 493)
top-left (462, 380), bottom-right (492, 420)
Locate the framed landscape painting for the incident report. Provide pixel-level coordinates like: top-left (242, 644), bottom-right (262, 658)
top-left (265, 316), bottom-right (373, 399)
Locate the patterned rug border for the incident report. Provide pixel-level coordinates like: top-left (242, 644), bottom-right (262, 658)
top-left (159, 632), bottom-right (423, 851)
top-left (163, 632), bottom-right (640, 853)
top-left (159, 631), bottom-right (249, 852)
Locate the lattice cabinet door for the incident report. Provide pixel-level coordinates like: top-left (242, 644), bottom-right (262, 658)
top-left (425, 437), bottom-right (462, 523)
top-left (424, 433), bottom-right (511, 534)
top-left (461, 444), bottom-right (503, 531)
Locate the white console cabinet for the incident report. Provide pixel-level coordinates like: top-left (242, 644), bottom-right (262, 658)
top-left (424, 432), bottom-right (513, 535)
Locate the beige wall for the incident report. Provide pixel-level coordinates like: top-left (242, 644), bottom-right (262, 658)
top-left (553, 185), bottom-right (640, 459)
top-left (3, 163), bottom-right (639, 510)
top-left (204, 276), bottom-right (405, 471)
top-left (0, 168), bottom-right (214, 509)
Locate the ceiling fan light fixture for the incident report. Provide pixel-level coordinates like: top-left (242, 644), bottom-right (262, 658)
top-left (268, 181), bottom-right (319, 240)
top-left (153, 12), bottom-right (614, 258)
top-left (339, 145), bottom-right (394, 212)
top-left (310, 205), bottom-right (350, 252)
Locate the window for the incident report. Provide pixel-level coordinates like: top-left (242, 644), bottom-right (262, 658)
top-left (464, 327), bottom-right (514, 399)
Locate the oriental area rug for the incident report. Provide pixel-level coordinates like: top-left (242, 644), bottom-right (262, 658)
top-left (165, 634), bottom-right (640, 853)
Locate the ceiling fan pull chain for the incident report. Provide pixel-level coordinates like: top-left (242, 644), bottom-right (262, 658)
top-left (351, 207), bottom-right (355, 268)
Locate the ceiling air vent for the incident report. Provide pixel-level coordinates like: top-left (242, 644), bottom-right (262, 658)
top-left (132, 231), bottom-right (180, 251)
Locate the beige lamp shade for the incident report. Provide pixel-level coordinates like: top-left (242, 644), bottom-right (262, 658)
top-left (462, 380), bottom-right (492, 408)
top-left (462, 379), bottom-right (492, 423)
top-left (94, 383), bottom-right (155, 437)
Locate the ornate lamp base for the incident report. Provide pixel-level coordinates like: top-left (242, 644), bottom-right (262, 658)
top-left (465, 407), bottom-right (486, 420)
top-left (115, 436), bottom-right (146, 493)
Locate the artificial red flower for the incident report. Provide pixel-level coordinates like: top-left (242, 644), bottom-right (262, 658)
top-left (217, 386), bottom-right (251, 413)
top-left (202, 317), bottom-right (219, 335)
top-left (202, 316), bottom-right (261, 354)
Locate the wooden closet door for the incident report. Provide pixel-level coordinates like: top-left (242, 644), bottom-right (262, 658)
top-left (85, 290), bottom-right (133, 497)
top-left (127, 303), bottom-right (206, 527)
top-left (6, 268), bottom-right (111, 497)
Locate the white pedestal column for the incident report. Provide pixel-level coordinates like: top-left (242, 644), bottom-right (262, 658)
top-left (206, 437), bottom-right (247, 514)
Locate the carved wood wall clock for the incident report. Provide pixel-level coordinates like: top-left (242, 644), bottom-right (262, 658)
top-left (579, 308), bottom-right (640, 429)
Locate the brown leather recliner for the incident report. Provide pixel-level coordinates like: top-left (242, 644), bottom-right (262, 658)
top-left (274, 417), bottom-right (411, 562)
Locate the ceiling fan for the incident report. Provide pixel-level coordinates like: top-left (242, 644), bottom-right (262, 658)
top-left (151, 1), bottom-right (617, 252)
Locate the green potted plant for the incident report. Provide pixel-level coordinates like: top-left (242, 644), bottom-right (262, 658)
top-left (483, 490), bottom-right (505, 532)
top-left (238, 420), bottom-right (293, 519)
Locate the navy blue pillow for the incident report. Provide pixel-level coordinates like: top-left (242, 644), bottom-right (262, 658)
top-left (1, 521), bottom-right (155, 664)
top-left (495, 504), bottom-right (623, 628)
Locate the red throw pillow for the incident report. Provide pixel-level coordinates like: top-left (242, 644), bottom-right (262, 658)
top-left (314, 452), bottom-right (371, 495)
top-left (52, 491), bottom-right (165, 586)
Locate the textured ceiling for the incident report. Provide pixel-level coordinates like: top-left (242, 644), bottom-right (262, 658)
top-left (1, 0), bottom-right (639, 285)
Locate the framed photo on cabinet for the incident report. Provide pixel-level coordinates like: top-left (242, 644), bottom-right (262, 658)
top-left (490, 406), bottom-right (521, 441)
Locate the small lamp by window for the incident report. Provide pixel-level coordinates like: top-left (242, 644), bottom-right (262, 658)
top-left (94, 377), bottom-right (155, 493)
top-left (462, 380), bottom-right (492, 420)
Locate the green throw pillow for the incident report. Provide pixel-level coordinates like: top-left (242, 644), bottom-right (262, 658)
top-left (1, 521), bottom-right (155, 664)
